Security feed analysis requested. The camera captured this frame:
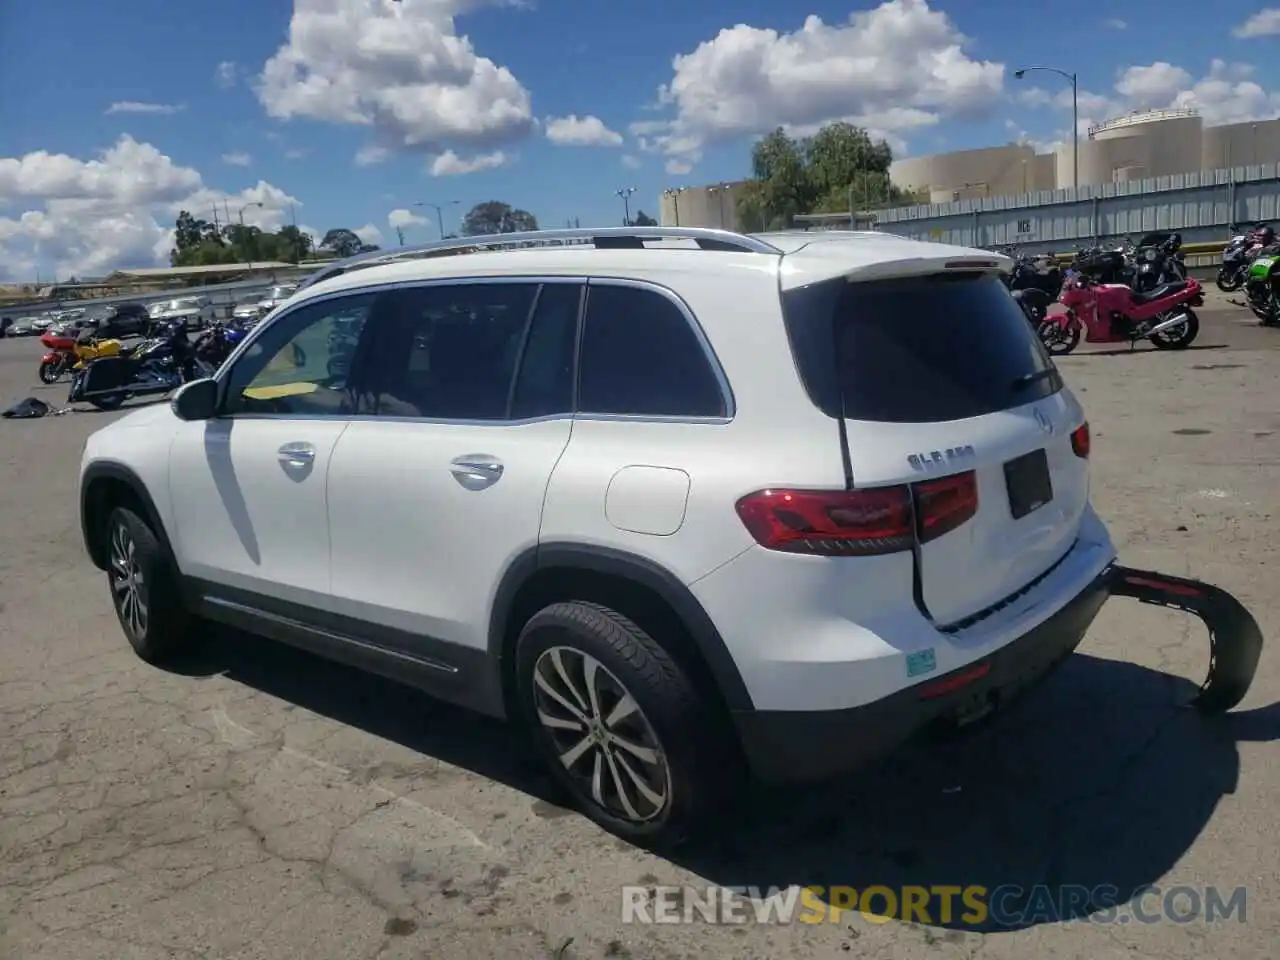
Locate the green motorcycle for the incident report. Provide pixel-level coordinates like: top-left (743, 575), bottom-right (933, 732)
top-left (1243, 246), bottom-right (1280, 326)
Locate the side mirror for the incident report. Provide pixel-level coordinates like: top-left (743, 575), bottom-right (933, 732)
top-left (171, 378), bottom-right (219, 421)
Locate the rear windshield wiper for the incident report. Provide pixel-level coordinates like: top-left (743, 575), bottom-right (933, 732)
top-left (1011, 369), bottom-right (1057, 390)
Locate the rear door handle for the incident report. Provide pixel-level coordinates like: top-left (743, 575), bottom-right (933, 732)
top-left (450, 454), bottom-right (503, 490)
top-left (278, 441), bottom-right (315, 465)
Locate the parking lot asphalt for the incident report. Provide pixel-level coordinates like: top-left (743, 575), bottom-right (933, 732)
top-left (2, 296), bottom-right (1278, 960)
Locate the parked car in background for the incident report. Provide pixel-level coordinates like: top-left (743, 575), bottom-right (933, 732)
top-left (256, 283), bottom-right (298, 316)
top-left (7, 316), bottom-right (43, 337)
top-left (148, 297), bottom-right (216, 331)
top-left (232, 294), bottom-right (264, 324)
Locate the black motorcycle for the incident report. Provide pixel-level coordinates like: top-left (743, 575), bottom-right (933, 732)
top-left (1130, 232), bottom-right (1185, 293)
top-left (68, 320), bottom-right (210, 411)
top-left (1005, 255), bottom-right (1063, 325)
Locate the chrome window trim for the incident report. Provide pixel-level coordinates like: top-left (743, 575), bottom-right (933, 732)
top-left (215, 273), bottom-right (735, 426)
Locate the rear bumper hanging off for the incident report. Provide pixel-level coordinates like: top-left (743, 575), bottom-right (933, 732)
top-left (734, 563), bottom-right (1264, 783)
top-left (1105, 565), bottom-right (1263, 714)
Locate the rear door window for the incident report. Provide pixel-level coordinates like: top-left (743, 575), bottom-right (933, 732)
top-left (786, 272), bottom-right (1062, 423)
top-left (578, 283), bottom-right (726, 418)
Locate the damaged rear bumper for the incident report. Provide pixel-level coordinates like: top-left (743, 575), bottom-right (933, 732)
top-left (733, 563), bottom-right (1263, 783)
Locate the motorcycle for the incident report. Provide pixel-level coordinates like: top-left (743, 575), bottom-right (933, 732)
top-left (1217, 230), bottom-right (1262, 292)
top-left (67, 320), bottom-right (210, 411)
top-left (1005, 254), bottom-right (1063, 326)
top-left (38, 329), bottom-right (125, 383)
top-left (1242, 242), bottom-right (1280, 326)
top-left (192, 321), bottom-right (248, 368)
top-left (1038, 273), bottom-right (1205, 355)
top-left (1130, 232), bottom-right (1185, 293)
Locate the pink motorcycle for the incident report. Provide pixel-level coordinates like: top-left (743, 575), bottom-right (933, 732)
top-left (1038, 273), bottom-right (1205, 354)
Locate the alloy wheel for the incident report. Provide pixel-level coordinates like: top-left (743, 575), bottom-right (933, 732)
top-left (532, 646), bottom-right (671, 823)
top-left (109, 522), bottom-right (148, 638)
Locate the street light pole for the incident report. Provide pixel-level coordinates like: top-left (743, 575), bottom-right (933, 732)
top-left (616, 186), bottom-right (637, 225)
top-left (1014, 65), bottom-right (1079, 192)
top-left (238, 201), bottom-right (265, 271)
top-left (415, 200), bottom-right (460, 239)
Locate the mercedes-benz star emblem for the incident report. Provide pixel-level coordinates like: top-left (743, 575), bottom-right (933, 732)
top-left (1034, 409), bottom-right (1054, 435)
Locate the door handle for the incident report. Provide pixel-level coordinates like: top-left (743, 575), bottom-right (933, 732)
top-left (278, 441), bottom-right (315, 465)
top-left (450, 454), bottom-right (503, 490)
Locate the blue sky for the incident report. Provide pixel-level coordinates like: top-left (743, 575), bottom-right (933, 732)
top-left (1, 0), bottom-right (1278, 279)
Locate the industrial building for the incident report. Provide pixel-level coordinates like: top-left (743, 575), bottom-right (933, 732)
top-left (659, 110), bottom-right (1280, 226)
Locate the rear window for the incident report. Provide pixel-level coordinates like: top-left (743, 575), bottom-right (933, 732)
top-left (782, 272), bottom-right (1062, 423)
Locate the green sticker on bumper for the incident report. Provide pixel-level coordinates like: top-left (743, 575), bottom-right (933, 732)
top-left (907, 649), bottom-right (937, 677)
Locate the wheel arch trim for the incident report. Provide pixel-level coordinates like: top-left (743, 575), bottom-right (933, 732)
top-left (80, 461), bottom-right (174, 570)
top-left (488, 542), bottom-right (754, 712)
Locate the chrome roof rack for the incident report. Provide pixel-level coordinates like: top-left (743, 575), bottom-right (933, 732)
top-left (297, 226), bottom-right (783, 291)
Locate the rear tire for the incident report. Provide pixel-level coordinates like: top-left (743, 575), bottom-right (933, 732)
top-left (1216, 268), bottom-right (1242, 292)
top-left (89, 392), bottom-right (126, 411)
top-left (1151, 308), bottom-right (1199, 349)
top-left (38, 360), bottom-right (61, 384)
top-left (105, 507), bottom-right (190, 663)
top-left (514, 601), bottom-right (737, 849)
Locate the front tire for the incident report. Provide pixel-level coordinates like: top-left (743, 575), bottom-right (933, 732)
top-left (38, 359), bottom-right (62, 384)
top-left (514, 601), bottom-right (734, 849)
top-left (105, 507), bottom-right (189, 663)
top-left (1216, 267), bottom-right (1242, 292)
top-left (1037, 318), bottom-right (1081, 355)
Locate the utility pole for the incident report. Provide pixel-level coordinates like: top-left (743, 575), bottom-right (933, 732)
top-left (238, 201), bottom-right (265, 270)
top-left (396, 226), bottom-right (406, 246)
top-left (616, 187), bottom-right (637, 225)
top-left (1014, 65), bottom-right (1078, 192)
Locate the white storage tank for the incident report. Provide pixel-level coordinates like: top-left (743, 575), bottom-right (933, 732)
top-left (1071, 109), bottom-right (1202, 187)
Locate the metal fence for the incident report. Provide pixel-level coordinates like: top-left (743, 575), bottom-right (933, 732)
top-left (0, 265), bottom-right (322, 322)
top-left (873, 164), bottom-right (1280, 257)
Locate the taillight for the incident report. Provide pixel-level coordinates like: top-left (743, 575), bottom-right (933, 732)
top-left (914, 471), bottom-right (979, 543)
top-left (1071, 422), bottom-right (1090, 458)
top-left (735, 471), bottom-right (978, 556)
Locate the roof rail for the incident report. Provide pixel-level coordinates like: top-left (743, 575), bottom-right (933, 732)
top-left (297, 226), bottom-right (783, 291)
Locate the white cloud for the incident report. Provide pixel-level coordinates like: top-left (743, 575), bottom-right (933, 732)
top-left (222, 151), bottom-right (253, 167)
top-left (284, 148), bottom-right (308, 160)
top-left (1104, 18), bottom-right (1127, 29)
top-left (1022, 58), bottom-right (1280, 132)
top-left (258, 0), bottom-right (534, 157)
top-left (621, 154), bottom-right (642, 170)
top-left (429, 149), bottom-right (508, 175)
top-left (105, 101), bottom-right (185, 116)
top-left (665, 159), bottom-right (692, 176)
top-left (353, 223), bottom-right (384, 246)
top-left (638, 0), bottom-right (1004, 169)
top-left (388, 207), bottom-right (427, 229)
top-left (215, 61), bottom-right (239, 88)
top-left (0, 137), bottom-right (301, 280)
top-left (354, 145), bottom-right (390, 167)
top-left (544, 114), bottom-right (623, 146)
top-left (1234, 8), bottom-right (1280, 37)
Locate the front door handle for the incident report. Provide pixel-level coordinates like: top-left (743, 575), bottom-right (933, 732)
top-left (450, 454), bottom-right (504, 490)
top-left (278, 441), bottom-right (315, 465)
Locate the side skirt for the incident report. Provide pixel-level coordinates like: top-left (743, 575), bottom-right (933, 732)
top-left (186, 578), bottom-right (507, 719)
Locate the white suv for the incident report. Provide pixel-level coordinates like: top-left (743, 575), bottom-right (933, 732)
top-left (78, 227), bottom-right (1118, 847)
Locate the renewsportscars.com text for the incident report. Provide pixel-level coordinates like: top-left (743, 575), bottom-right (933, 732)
top-left (621, 884), bottom-right (1247, 927)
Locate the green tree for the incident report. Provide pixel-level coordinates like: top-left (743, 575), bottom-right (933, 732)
top-left (460, 201), bottom-right (539, 236)
top-left (320, 228), bottom-right (364, 258)
top-left (276, 225), bottom-right (314, 263)
top-left (630, 209), bottom-right (658, 227)
top-left (736, 122), bottom-right (914, 230)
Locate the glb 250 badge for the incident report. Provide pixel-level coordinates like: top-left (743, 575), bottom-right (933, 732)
top-left (908, 446), bottom-right (976, 472)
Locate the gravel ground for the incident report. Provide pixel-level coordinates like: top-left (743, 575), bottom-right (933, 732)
top-left (1, 296), bottom-right (1277, 960)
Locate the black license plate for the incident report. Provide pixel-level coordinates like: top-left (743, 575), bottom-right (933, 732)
top-left (1004, 448), bottom-right (1053, 519)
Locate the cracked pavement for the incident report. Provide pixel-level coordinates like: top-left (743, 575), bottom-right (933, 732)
top-left (2, 299), bottom-right (1278, 959)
